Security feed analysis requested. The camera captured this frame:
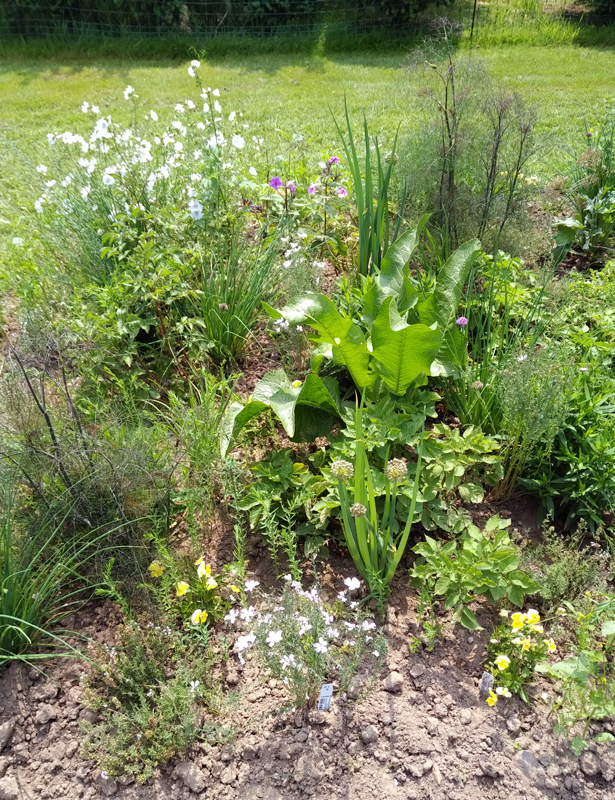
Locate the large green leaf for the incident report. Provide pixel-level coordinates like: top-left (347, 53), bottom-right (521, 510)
top-left (362, 216), bottom-right (429, 326)
top-left (371, 297), bottom-right (441, 394)
top-left (220, 370), bottom-right (344, 455)
top-left (418, 238), bottom-right (481, 377)
top-left (264, 294), bottom-right (371, 389)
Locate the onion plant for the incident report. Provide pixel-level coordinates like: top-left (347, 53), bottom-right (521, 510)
top-left (332, 399), bottom-right (424, 608)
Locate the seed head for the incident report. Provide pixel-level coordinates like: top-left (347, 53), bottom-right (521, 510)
top-left (385, 458), bottom-right (407, 483)
top-left (350, 503), bottom-right (367, 518)
top-left (330, 459), bottom-right (354, 482)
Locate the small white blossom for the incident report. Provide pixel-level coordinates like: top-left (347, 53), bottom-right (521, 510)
top-left (123, 85), bottom-right (134, 100)
top-left (245, 580), bottom-right (260, 592)
top-left (266, 630), bottom-right (283, 648)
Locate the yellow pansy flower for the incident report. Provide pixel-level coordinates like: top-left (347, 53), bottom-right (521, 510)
top-left (544, 639), bottom-right (556, 652)
top-left (526, 609), bottom-right (541, 626)
top-left (511, 612), bottom-right (526, 630)
top-left (292, 380), bottom-right (302, 388)
top-left (176, 581), bottom-right (190, 597)
top-left (495, 655), bottom-right (510, 671)
top-left (191, 608), bottom-right (208, 625)
top-left (486, 689), bottom-right (498, 707)
top-left (148, 561), bottom-right (164, 578)
top-left (520, 638), bottom-right (532, 652)
top-left (197, 560), bottom-right (212, 579)
top-left (530, 624), bottom-right (544, 633)
top-left (230, 585), bottom-right (240, 594)
top-left (205, 576), bottom-right (218, 591)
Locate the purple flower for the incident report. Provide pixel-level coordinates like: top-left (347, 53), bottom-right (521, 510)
top-left (308, 184), bottom-right (317, 195)
top-left (328, 156), bottom-right (340, 164)
top-left (288, 181), bottom-right (296, 195)
top-left (456, 316), bottom-right (468, 327)
top-left (338, 187), bottom-right (348, 198)
top-left (270, 176), bottom-right (283, 189)
top-left (586, 130), bottom-right (593, 138)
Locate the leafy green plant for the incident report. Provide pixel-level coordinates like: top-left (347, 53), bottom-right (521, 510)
top-left (234, 449), bottom-right (326, 575)
top-left (536, 593), bottom-right (615, 754)
top-left (334, 99), bottom-right (404, 277)
top-left (81, 620), bottom-right (219, 783)
top-left (419, 423), bottom-right (503, 533)
top-left (486, 607), bottom-right (557, 703)
top-left (221, 224), bottom-right (481, 452)
top-left (410, 514), bottom-right (539, 630)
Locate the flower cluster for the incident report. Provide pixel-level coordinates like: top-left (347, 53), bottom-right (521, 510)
top-left (226, 575), bottom-right (384, 708)
top-left (486, 608), bottom-right (557, 702)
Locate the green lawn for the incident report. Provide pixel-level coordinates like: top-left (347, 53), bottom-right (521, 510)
top-left (1, 43), bottom-right (614, 217)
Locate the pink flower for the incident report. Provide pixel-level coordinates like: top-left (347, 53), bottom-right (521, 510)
top-left (270, 176), bottom-right (283, 189)
top-left (338, 187), bottom-right (347, 198)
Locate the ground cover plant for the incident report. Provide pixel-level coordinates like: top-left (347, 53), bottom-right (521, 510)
top-left (1, 19), bottom-right (615, 800)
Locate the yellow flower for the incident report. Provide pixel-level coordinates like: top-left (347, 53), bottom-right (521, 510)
top-left (511, 612), bottom-right (526, 630)
top-left (556, 607), bottom-right (567, 616)
top-left (230, 585), bottom-right (240, 594)
top-left (191, 608), bottom-right (208, 625)
top-left (206, 576), bottom-right (218, 591)
top-left (526, 609), bottom-right (541, 626)
top-left (530, 624), bottom-right (543, 633)
top-left (196, 560), bottom-right (211, 579)
top-left (486, 690), bottom-right (498, 707)
top-left (520, 638), bottom-right (532, 652)
top-left (176, 581), bottom-right (190, 597)
top-left (545, 639), bottom-right (556, 652)
top-left (495, 655), bottom-right (510, 671)
top-left (148, 561), bottom-right (164, 578)
top-left (292, 380), bottom-right (302, 388)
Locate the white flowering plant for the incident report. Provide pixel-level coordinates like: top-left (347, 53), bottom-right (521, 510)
top-left (227, 575), bottom-right (385, 709)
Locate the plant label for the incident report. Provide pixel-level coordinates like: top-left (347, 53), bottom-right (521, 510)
top-left (318, 683), bottom-right (334, 711)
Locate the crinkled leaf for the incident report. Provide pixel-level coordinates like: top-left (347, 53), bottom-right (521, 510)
top-left (458, 482), bottom-right (484, 503)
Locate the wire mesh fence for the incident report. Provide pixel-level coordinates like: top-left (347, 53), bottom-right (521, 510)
top-left (0, 1), bottom-right (612, 40)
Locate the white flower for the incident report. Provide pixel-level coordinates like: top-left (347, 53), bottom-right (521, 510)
top-left (81, 185), bottom-right (91, 199)
top-left (100, 771), bottom-right (109, 780)
top-left (194, 149), bottom-right (202, 160)
top-left (212, 88), bottom-right (220, 96)
top-left (196, 122), bottom-right (205, 130)
top-left (344, 577), bottom-right (361, 591)
top-left (36, 164), bottom-right (48, 174)
top-left (266, 630), bottom-right (283, 648)
top-left (313, 637), bottom-right (329, 655)
top-left (45, 180), bottom-right (56, 188)
top-left (188, 198), bottom-right (203, 220)
top-left (362, 620), bottom-right (376, 631)
top-left (229, 111), bottom-right (236, 121)
top-left (249, 166), bottom-right (257, 177)
top-left (174, 141), bottom-right (184, 152)
top-left (189, 680), bottom-right (200, 694)
top-left (81, 101), bottom-right (89, 113)
top-left (337, 591), bottom-right (347, 603)
top-left (34, 199), bottom-right (44, 213)
top-left (186, 99), bottom-right (196, 109)
top-left (245, 580), bottom-right (260, 592)
top-left (175, 103), bottom-right (185, 113)
top-left (283, 574), bottom-right (293, 581)
top-left (190, 172), bottom-right (202, 182)
top-left (232, 134), bottom-right (245, 149)
top-left (92, 105), bottom-right (100, 114)
top-left (239, 606), bottom-right (256, 622)
top-left (235, 632), bottom-right (256, 652)
top-left (224, 609), bottom-right (239, 625)
top-left (102, 174), bottom-right (115, 186)
top-left (150, 110), bottom-right (158, 121)
top-left (191, 59), bottom-right (201, 68)
top-left (123, 85), bottom-right (134, 100)
top-left (46, 133), bottom-right (55, 145)
top-left (373, 650), bottom-right (380, 657)
top-left (12, 237), bottom-right (24, 246)
top-left (517, 354), bottom-right (527, 362)
top-left (214, 100), bottom-right (222, 113)
top-left (280, 654), bottom-right (296, 671)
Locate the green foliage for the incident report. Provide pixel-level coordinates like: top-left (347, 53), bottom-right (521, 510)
top-left (234, 449), bottom-right (326, 573)
top-left (419, 423), bottom-right (503, 533)
top-left (536, 593), bottom-right (615, 753)
top-left (410, 515), bottom-right (539, 630)
top-left (81, 620), bottom-right (219, 783)
top-left (334, 99), bottom-right (403, 277)
top-left (0, 483), bottom-right (98, 667)
top-left (523, 522), bottom-right (610, 613)
top-left (486, 607), bottom-right (556, 702)
top-left (520, 370), bottom-right (615, 530)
